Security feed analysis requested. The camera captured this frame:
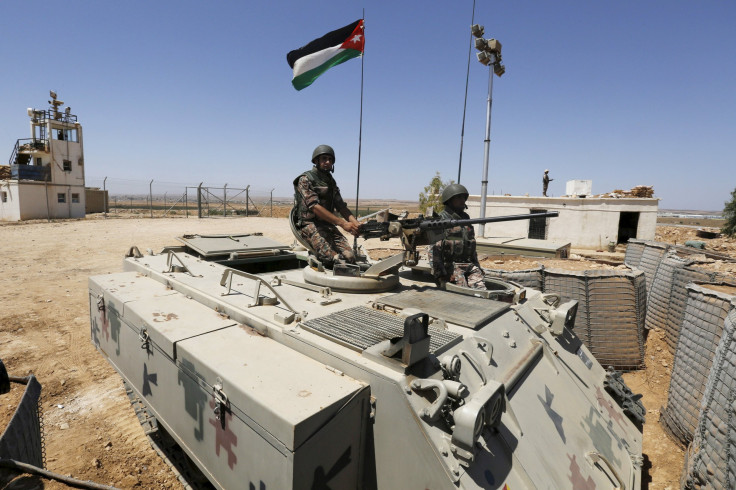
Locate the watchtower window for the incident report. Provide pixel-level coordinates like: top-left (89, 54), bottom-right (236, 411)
top-left (57, 193), bottom-right (66, 203)
top-left (72, 193), bottom-right (80, 203)
top-left (63, 160), bottom-right (72, 172)
top-left (1, 192), bottom-right (7, 203)
top-left (35, 157), bottom-right (43, 166)
top-left (54, 129), bottom-right (78, 142)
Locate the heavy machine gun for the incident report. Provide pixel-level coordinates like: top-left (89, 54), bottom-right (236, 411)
top-left (358, 211), bottom-right (559, 271)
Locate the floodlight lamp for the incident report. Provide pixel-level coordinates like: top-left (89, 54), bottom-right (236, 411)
top-left (471, 24), bottom-right (484, 38)
top-left (487, 39), bottom-right (502, 55)
top-left (494, 63), bottom-right (506, 77)
top-left (477, 51), bottom-right (492, 66)
top-left (50, 90), bottom-right (57, 99)
top-left (474, 37), bottom-right (488, 51)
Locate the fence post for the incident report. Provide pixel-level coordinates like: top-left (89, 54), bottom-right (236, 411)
top-left (149, 180), bottom-right (154, 218)
top-left (103, 176), bottom-right (108, 219)
top-left (270, 188), bottom-right (274, 217)
top-left (185, 188), bottom-right (188, 218)
top-left (224, 183), bottom-right (228, 217)
top-left (197, 182), bottom-right (203, 219)
top-left (246, 185), bottom-right (250, 217)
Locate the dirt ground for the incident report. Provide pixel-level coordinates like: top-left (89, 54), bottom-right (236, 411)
top-left (1, 217), bottom-right (734, 489)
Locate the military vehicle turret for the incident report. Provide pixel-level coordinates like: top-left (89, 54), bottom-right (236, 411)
top-left (89, 214), bottom-right (644, 489)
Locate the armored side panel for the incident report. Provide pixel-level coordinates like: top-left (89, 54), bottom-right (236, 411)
top-left (89, 272), bottom-right (369, 489)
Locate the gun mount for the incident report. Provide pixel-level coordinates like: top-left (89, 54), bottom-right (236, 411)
top-left (360, 211), bottom-right (559, 268)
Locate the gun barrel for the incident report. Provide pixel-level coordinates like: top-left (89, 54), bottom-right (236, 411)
top-left (419, 211), bottom-right (559, 230)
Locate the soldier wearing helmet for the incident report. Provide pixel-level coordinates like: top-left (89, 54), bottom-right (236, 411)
top-left (293, 145), bottom-right (360, 267)
top-left (429, 183), bottom-right (487, 289)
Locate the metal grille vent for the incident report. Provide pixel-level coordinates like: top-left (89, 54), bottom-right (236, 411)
top-left (377, 288), bottom-right (510, 329)
top-left (300, 306), bottom-right (462, 354)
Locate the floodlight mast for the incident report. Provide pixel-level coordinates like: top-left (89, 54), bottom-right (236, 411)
top-left (471, 24), bottom-right (505, 237)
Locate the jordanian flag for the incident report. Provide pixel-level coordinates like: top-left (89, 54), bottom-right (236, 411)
top-left (287, 19), bottom-right (364, 91)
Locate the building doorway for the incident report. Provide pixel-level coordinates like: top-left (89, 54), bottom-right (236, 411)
top-left (528, 208), bottom-right (548, 239)
top-left (618, 212), bottom-right (639, 244)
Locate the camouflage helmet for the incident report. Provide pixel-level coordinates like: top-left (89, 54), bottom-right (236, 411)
top-left (441, 183), bottom-right (469, 204)
top-left (311, 145), bottom-right (336, 164)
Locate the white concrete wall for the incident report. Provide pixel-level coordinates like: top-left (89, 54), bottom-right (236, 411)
top-left (1, 182), bottom-right (85, 220)
top-left (466, 195), bottom-right (659, 249)
top-left (0, 182), bottom-right (21, 221)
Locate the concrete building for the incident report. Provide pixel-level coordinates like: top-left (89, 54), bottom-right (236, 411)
top-left (467, 193), bottom-right (659, 249)
top-left (1, 92), bottom-right (86, 221)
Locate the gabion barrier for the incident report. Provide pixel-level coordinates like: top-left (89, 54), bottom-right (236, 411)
top-left (543, 268), bottom-right (646, 371)
top-left (0, 375), bottom-right (44, 467)
top-left (661, 284), bottom-right (735, 446)
top-left (645, 252), bottom-right (694, 333)
top-left (682, 305), bottom-right (736, 489)
top-left (665, 267), bottom-right (728, 354)
top-left (482, 266), bottom-right (544, 291)
top-left (624, 239), bottom-right (646, 270)
top-left (638, 241), bottom-right (670, 292)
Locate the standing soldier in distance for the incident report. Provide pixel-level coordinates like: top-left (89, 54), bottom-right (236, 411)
top-left (543, 169), bottom-right (553, 197)
top-left (430, 184), bottom-right (487, 290)
top-left (293, 145), bottom-right (360, 267)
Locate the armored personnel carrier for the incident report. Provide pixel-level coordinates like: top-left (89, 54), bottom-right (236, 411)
top-left (89, 215), bottom-right (644, 489)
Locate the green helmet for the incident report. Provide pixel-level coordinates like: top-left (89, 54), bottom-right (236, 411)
top-left (441, 183), bottom-right (469, 204)
top-left (311, 145), bottom-right (336, 164)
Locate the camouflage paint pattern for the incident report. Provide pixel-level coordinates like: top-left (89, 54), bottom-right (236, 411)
top-left (298, 222), bottom-right (356, 265)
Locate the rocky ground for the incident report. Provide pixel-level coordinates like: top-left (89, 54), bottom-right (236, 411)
top-left (0, 214), bottom-right (733, 489)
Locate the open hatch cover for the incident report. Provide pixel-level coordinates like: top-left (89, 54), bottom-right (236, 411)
top-left (177, 233), bottom-right (290, 258)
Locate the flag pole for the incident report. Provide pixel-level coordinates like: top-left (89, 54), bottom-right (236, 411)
top-left (353, 11), bottom-right (365, 257)
top-left (457, 0), bottom-right (476, 183)
top-left (354, 11), bottom-right (365, 218)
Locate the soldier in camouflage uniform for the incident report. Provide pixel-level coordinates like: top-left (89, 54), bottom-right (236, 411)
top-left (293, 145), bottom-right (360, 267)
top-left (429, 184), bottom-right (487, 290)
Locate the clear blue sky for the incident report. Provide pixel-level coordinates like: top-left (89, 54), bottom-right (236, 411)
top-left (1, 1), bottom-right (734, 211)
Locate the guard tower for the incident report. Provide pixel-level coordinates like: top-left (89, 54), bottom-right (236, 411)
top-left (0, 91), bottom-right (86, 221)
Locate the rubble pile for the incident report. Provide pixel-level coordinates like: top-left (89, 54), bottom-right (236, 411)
top-left (595, 185), bottom-right (654, 198)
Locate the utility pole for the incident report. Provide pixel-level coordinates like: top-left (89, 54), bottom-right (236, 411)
top-left (471, 24), bottom-right (505, 237)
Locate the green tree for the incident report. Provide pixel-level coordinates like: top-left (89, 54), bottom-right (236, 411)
top-left (418, 172), bottom-right (455, 215)
top-left (722, 187), bottom-right (736, 237)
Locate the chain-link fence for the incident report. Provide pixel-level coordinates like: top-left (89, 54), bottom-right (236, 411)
top-left (85, 177), bottom-right (285, 218)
